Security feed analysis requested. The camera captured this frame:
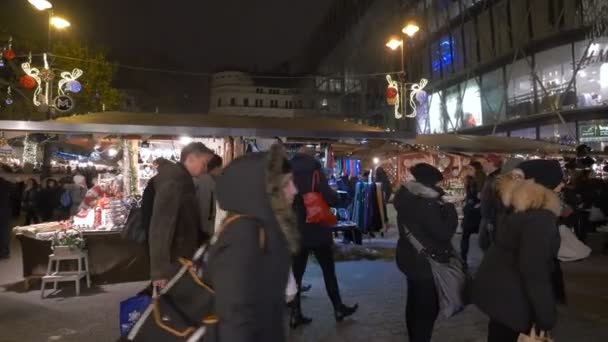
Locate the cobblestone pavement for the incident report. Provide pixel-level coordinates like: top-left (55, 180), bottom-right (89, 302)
top-left (1, 255), bottom-right (608, 342)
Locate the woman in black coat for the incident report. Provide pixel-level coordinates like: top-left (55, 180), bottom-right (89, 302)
top-left (393, 163), bottom-right (458, 342)
top-left (207, 144), bottom-right (300, 342)
top-left (289, 148), bottom-right (358, 328)
top-left (473, 160), bottom-right (565, 341)
top-left (461, 173), bottom-right (482, 267)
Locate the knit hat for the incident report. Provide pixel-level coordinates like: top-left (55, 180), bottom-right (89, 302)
top-left (518, 160), bottom-right (564, 190)
top-left (500, 158), bottom-right (524, 175)
top-left (410, 163), bottom-right (443, 187)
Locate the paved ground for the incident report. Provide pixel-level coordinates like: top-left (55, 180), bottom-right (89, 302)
top-left (2, 210), bottom-right (608, 341)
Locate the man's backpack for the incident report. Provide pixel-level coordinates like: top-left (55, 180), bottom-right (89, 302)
top-left (122, 180), bottom-right (155, 244)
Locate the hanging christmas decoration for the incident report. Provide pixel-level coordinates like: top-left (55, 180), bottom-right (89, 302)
top-left (386, 74), bottom-right (402, 119)
top-left (22, 135), bottom-right (38, 165)
top-left (5, 86), bottom-right (13, 105)
top-left (21, 62), bottom-right (42, 104)
top-left (58, 69), bottom-right (83, 94)
top-left (405, 79), bottom-right (428, 118)
top-left (2, 37), bottom-right (16, 61)
top-left (19, 52), bottom-right (85, 109)
top-left (19, 75), bottom-right (37, 89)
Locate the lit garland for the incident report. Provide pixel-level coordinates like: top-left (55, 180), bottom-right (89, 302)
top-left (22, 135), bottom-right (38, 165)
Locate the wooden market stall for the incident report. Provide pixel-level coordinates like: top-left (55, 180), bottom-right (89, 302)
top-left (1, 112), bottom-right (410, 287)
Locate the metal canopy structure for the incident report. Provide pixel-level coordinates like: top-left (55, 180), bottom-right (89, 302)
top-left (0, 112), bottom-right (414, 140)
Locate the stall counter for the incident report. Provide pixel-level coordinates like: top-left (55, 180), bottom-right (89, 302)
top-left (14, 224), bottom-right (149, 288)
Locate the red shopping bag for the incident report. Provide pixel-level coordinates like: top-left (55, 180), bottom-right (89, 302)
top-left (303, 170), bottom-right (337, 227)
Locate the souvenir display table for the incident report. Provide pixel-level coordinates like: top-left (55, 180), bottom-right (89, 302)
top-left (14, 223), bottom-right (149, 287)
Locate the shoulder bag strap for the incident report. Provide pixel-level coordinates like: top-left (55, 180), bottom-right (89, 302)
top-left (399, 223), bottom-right (425, 253)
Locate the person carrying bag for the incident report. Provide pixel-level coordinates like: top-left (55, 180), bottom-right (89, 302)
top-left (393, 163), bottom-right (461, 342)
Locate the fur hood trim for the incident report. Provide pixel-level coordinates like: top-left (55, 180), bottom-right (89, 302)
top-left (496, 174), bottom-right (561, 216)
top-left (404, 181), bottom-right (441, 199)
top-left (265, 144), bottom-right (300, 254)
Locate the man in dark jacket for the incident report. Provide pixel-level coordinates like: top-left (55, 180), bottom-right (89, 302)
top-left (289, 148), bottom-right (358, 328)
top-left (0, 177), bottom-right (14, 259)
top-left (149, 142), bottom-right (214, 289)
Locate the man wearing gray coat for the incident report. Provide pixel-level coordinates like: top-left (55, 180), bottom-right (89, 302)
top-left (196, 155), bottom-right (223, 236)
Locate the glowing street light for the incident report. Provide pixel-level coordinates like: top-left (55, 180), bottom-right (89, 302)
top-left (386, 38), bottom-right (403, 51)
top-left (402, 23), bottom-right (420, 38)
top-left (28, 0), bottom-right (53, 11)
top-left (50, 16), bottom-right (71, 29)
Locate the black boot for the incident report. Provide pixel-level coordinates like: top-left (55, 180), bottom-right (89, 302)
top-left (334, 303), bottom-right (358, 322)
top-left (289, 303), bottom-right (312, 329)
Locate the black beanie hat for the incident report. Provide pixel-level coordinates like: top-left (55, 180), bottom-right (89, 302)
top-left (411, 163), bottom-right (443, 187)
top-left (518, 159), bottom-right (564, 190)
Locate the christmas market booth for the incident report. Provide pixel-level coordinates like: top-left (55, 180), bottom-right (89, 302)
top-left (1, 112), bottom-right (410, 288)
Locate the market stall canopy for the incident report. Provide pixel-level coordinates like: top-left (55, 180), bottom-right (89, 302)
top-left (412, 134), bottom-right (568, 154)
top-left (0, 112), bottom-right (414, 139)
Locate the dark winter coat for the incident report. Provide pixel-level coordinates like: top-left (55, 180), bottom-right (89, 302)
top-left (148, 162), bottom-right (204, 280)
top-left (393, 181), bottom-right (459, 279)
top-left (39, 186), bottom-right (61, 220)
top-left (208, 145), bottom-right (298, 342)
top-left (291, 153), bottom-right (339, 248)
top-left (22, 187), bottom-right (40, 212)
top-left (473, 175), bottom-right (564, 333)
top-left (479, 169), bottom-right (502, 250)
top-left (462, 177), bottom-right (482, 234)
top-left (0, 177), bottom-right (13, 217)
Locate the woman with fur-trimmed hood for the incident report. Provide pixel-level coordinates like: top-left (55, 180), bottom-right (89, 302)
top-left (473, 159), bottom-right (566, 341)
top-left (206, 144), bottom-right (299, 342)
top-left (393, 163), bottom-right (459, 342)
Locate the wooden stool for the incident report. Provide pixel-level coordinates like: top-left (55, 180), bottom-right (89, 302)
top-left (41, 249), bottom-right (91, 298)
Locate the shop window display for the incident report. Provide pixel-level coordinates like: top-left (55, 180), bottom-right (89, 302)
top-left (481, 68), bottom-right (506, 124)
top-left (510, 127), bottom-right (537, 140)
top-left (507, 59), bottom-right (534, 117)
top-left (576, 38), bottom-right (608, 107)
top-left (445, 85), bottom-right (460, 131)
top-left (539, 123), bottom-right (577, 145)
top-left (460, 78), bottom-right (483, 128)
top-left (428, 91), bottom-right (445, 134)
top-left (535, 45), bottom-right (576, 111)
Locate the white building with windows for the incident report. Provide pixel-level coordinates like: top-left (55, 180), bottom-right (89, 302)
top-left (209, 71), bottom-right (321, 118)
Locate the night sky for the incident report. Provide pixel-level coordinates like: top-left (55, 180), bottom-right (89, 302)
top-left (5, 0), bottom-right (331, 70)
top-left (2, 0), bottom-right (333, 111)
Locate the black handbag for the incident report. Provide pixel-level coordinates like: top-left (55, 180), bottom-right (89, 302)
top-left (125, 214), bottom-right (262, 341)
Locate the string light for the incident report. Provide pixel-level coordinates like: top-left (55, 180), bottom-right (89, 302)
top-left (22, 135), bottom-right (38, 165)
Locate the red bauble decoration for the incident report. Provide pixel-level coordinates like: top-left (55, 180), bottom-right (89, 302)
top-left (386, 86), bottom-right (398, 106)
top-left (2, 49), bottom-right (16, 61)
top-left (19, 75), bottom-right (37, 89)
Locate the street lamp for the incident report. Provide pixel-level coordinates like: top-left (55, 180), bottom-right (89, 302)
top-left (27, 0), bottom-right (71, 50)
top-left (28, 0), bottom-right (52, 11)
top-left (50, 16), bottom-right (71, 29)
top-left (402, 23), bottom-right (420, 38)
top-left (386, 22), bottom-right (420, 122)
